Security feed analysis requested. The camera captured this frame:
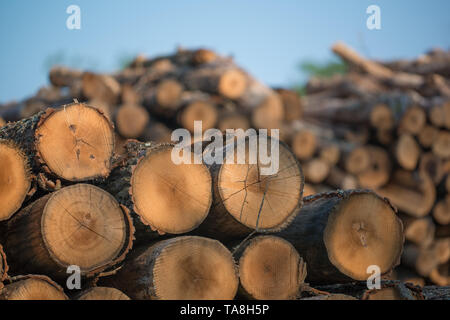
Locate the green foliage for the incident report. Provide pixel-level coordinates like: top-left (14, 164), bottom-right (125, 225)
top-left (299, 58), bottom-right (347, 79)
top-left (292, 58), bottom-right (348, 96)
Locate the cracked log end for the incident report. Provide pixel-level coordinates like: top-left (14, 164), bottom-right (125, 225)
top-left (77, 287), bottom-right (130, 300)
top-left (35, 102), bottom-right (115, 181)
top-left (131, 144), bottom-right (212, 234)
top-left (238, 235), bottom-right (306, 300)
top-left (0, 275), bottom-right (68, 300)
top-left (42, 184), bottom-right (129, 273)
top-left (324, 192), bottom-right (404, 281)
top-left (216, 139), bottom-right (303, 232)
top-left (0, 140), bottom-right (31, 221)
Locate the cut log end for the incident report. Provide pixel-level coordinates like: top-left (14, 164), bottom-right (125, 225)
top-left (42, 184), bottom-right (129, 273)
top-left (35, 103), bottom-right (115, 181)
top-left (179, 101), bottom-right (218, 133)
top-left (218, 69), bottom-right (247, 99)
top-left (370, 104), bottom-right (394, 130)
top-left (432, 131), bottom-right (450, 158)
top-left (116, 104), bottom-right (150, 139)
top-left (292, 130), bottom-right (317, 160)
top-left (399, 105), bottom-right (426, 135)
top-left (433, 196), bottom-right (450, 225)
top-left (156, 79), bottom-right (183, 108)
top-left (304, 158), bottom-right (330, 184)
top-left (77, 287), bottom-right (130, 300)
top-left (324, 192), bottom-right (404, 281)
top-left (0, 140), bottom-right (31, 221)
top-left (345, 146), bottom-right (370, 174)
top-left (0, 276), bottom-right (68, 300)
top-left (396, 134), bottom-right (420, 170)
top-left (152, 236), bottom-right (238, 300)
top-left (238, 236), bottom-right (306, 300)
top-left (131, 144), bottom-right (212, 234)
top-left (217, 139), bottom-right (303, 232)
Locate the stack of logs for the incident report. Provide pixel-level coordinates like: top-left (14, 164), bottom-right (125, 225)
top-left (0, 43), bottom-right (448, 300)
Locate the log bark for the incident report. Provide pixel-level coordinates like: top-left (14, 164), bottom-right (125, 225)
top-left (0, 245), bottom-right (8, 283)
top-left (313, 280), bottom-right (424, 300)
top-left (0, 275), bottom-right (68, 300)
top-left (103, 140), bottom-right (212, 239)
top-left (277, 190), bottom-right (404, 284)
top-left (98, 236), bottom-right (239, 300)
top-left (4, 184), bottom-right (134, 281)
top-left (75, 286), bottom-right (130, 300)
top-left (0, 139), bottom-right (32, 221)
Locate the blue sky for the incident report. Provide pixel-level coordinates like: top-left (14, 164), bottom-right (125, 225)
top-left (0, 0), bottom-right (449, 103)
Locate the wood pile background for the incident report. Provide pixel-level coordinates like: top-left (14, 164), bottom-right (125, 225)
top-left (0, 43), bottom-right (448, 300)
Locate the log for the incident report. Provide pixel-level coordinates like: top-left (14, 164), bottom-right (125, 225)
top-left (362, 282), bottom-right (424, 300)
top-left (0, 275), bottom-right (68, 300)
top-left (99, 236), bottom-right (239, 300)
top-left (0, 245), bottom-right (8, 282)
top-left (196, 136), bottom-right (304, 240)
top-left (325, 167), bottom-right (358, 190)
top-left (4, 184), bottom-right (134, 281)
top-left (218, 112), bottom-right (250, 132)
top-left (277, 190), bottom-right (404, 284)
top-left (377, 170), bottom-right (436, 218)
top-left (0, 140), bottom-right (31, 221)
top-left (429, 263), bottom-right (449, 286)
top-left (356, 146), bottom-right (391, 189)
top-left (433, 195), bottom-right (450, 225)
top-left (418, 125), bottom-right (439, 148)
top-left (177, 99), bottom-right (218, 133)
top-left (103, 141), bottom-right (212, 238)
top-left (318, 144), bottom-right (340, 166)
top-left (142, 121), bottom-right (172, 143)
top-left (432, 130), bottom-right (450, 159)
top-left (398, 105), bottom-right (426, 135)
top-left (291, 129), bottom-right (317, 161)
top-left (76, 287), bottom-right (130, 300)
top-left (183, 65), bottom-right (247, 99)
top-left (395, 134), bottom-right (421, 170)
top-left (34, 102), bottom-right (115, 181)
top-left (115, 104), bottom-right (150, 139)
top-left (251, 93), bottom-right (285, 130)
top-left (274, 88), bottom-right (303, 122)
top-left (402, 244), bottom-right (440, 277)
top-left (429, 102), bottom-right (450, 129)
top-left (343, 145), bottom-right (371, 175)
top-left (233, 235), bottom-right (307, 300)
top-left (303, 158), bottom-right (330, 184)
top-left (144, 79), bottom-right (184, 116)
top-left (332, 42), bottom-right (424, 88)
top-left (49, 66), bottom-right (82, 88)
top-left (313, 280), bottom-right (424, 300)
top-left (419, 152), bottom-right (444, 185)
top-left (81, 72), bottom-right (121, 105)
top-left (403, 216), bottom-right (435, 247)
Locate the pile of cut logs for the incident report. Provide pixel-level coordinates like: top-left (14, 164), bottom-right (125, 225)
top-left (0, 43), bottom-right (448, 300)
